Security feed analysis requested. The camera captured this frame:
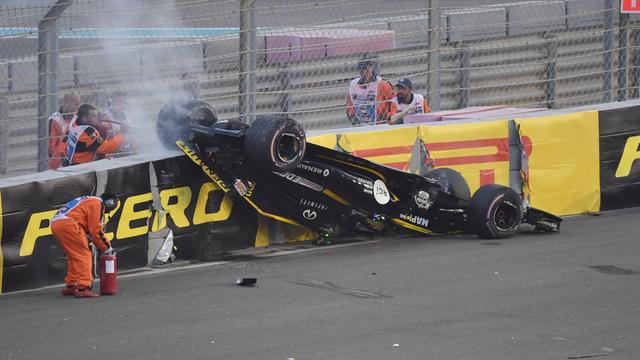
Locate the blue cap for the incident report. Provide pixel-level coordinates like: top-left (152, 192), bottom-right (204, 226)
top-left (357, 59), bottom-right (374, 70)
top-left (395, 78), bottom-right (413, 89)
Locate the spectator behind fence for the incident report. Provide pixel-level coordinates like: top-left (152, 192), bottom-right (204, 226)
top-left (65, 104), bottom-right (126, 166)
top-left (346, 59), bottom-right (396, 125)
top-left (99, 91), bottom-right (135, 157)
top-left (388, 78), bottom-right (431, 125)
top-left (47, 93), bottom-right (81, 170)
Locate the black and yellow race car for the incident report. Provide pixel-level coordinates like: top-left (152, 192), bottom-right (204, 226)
top-left (156, 99), bottom-right (561, 242)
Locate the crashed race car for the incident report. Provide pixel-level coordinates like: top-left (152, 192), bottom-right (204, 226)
top-left (156, 98), bottom-right (561, 242)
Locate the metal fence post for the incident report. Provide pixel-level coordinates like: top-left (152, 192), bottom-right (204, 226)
top-left (457, 42), bottom-right (469, 109)
top-left (603, 0), bottom-right (614, 103)
top-left (7, 62), bottom-right (13, 93)
top-left (427, 0), bottom-right (441, 111)
top-left (543, 33), bottom-right (557, 109)
top-left (37, 0), bottom-right (72, 172)
top-left (73, 54), bottom-right (80, 87)
top-left (619, 12), bottom-right (630, 102)
top-left (239, 0), bottom-right (256, 123)
top-left (0, 97), bottom-right (8, 175)
top-left (631, 28), bottom-right (640, 99)
top-left (277, 66), bottom-right (291, 116)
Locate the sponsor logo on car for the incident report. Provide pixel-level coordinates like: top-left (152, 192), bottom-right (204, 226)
top-left (399, 213), bottom-right (429, 227)
top-left (297, 163), bottom-right (329, 177)
top-left (274, 172), bottom-right (324, 191)
top-left (536, 219), bottom-right (559, 231)
top-left (302, 209), bottom-right (318, 220)
top-left (233, 179), bottom-right (248, 196)
top-left (177, 140), bottom-right (229, 191)
top-left (300, 199), bottom-right (328, 211)
top-left (345, 174), bottom-right (374, 194)
top-left (373, 179), bottom-right (390, 204)
top-left (414, 190), bottom-right (431, 209)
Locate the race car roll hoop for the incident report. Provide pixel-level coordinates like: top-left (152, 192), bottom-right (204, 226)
top-left (156, 99), bottom-right (562, 241)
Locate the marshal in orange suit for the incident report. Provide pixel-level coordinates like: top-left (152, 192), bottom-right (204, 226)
top-left (50, 193), bottom-right (117, 298)
top-left (65, 104), bottom-right (125, 166)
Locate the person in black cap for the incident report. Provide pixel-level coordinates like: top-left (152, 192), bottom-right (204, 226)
top-left (346, 58), bottom-right (396, 125)
top-left (388, 77), bottom-right (431, 125)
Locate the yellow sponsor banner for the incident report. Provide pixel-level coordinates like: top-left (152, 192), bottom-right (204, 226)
top-left (17, 182), bottom-right (234, 258)
top-left (515, 112), bottom-right (600, 215)
top-left (419, 120), bottom-right (510, 194)
top-left (337, 127), bottom-right (419, 170)
top-left (307, 133), bottom-right (337, 149)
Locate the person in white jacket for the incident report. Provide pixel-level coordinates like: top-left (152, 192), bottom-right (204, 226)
top-left (388, 78), bottom-right (431, 125)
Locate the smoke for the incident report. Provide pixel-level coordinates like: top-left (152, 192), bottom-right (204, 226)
top-left (89, 0), bottom-right (199, 157)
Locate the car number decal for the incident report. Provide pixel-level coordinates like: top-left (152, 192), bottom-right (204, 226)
top-left (373, 179), bottom-right (390, 204)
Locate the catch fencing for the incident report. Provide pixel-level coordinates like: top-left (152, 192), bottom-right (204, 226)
top-left (0, 0), bottom-right (639, 178)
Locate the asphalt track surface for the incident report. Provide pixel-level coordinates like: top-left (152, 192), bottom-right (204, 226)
top-left (1, 209), bottom-right (640, 360)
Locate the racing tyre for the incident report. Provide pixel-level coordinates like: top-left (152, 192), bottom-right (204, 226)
top-left (156, 98), bottom-right (218, 149)
top-left (245, 116), bottom-right (306, 172)
top-left (468, 184), bottom-right (524, 239)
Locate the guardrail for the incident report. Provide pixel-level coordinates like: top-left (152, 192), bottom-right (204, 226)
top-left (2, 99), bottom-right (640, 293)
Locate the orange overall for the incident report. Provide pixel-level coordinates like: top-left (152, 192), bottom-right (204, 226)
top-left (47, 111), bottom-right (76, 170)
top-left (50, 196), bottom-right (111, 288)
top-left (66, 122), bottom-right (124, 165)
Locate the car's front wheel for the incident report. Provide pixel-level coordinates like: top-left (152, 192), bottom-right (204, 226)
top-left (468, 184), bottom-right (524, 239)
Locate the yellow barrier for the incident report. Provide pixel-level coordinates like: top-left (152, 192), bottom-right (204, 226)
top-left (308, 133), bottom-right (338, 150)
top-left (419, 121), bottom-right (510, 194)
top-left (337, 127), bottom-right (419, 171)
top-left (515, 112), bottom-right (600, 215)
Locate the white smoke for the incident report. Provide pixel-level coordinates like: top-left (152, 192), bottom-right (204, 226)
top-left (89, 0), bottom-right (200, 157)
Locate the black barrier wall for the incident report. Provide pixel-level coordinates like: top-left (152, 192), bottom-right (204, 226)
top-left (6, 100), bottom-right (640, 293)
top-left (0, 155), bottom-right (259, 293)
top-left (1, 173), bottom-right (96, 292)
top-left (598, 105), bottom-right (640, 210)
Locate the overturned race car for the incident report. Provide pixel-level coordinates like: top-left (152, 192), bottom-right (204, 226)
top-left (156, 99), bottom-right (562, 243)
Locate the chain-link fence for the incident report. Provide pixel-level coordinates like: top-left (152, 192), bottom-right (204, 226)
top-left (1, 0), bottom-right (639, 178)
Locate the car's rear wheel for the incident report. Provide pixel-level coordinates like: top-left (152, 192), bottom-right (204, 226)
top-left (468, 184), bottom-right (524, 239)
top-left (425, 168), bottom-right (471, 208)
top-left (244, 116), bottom-right (306, 172)
top-left (156, 99), bottom-right (218, 149)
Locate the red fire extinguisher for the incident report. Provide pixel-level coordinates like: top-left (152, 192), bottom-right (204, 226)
top-left (100, 252), bottom-right (117, 295)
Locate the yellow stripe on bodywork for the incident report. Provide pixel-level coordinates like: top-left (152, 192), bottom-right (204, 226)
top-left (317, 154), bottom-right (386, 181)
top-left (176, 139), bottom-right (300, 226)
top-left (176, 140), bottom-right (230, 192)
top-left (322, 189), bottom-right (350, 206)
top-left (0, 190), bottom-right (4, 294)
top-left (316, 155), bottom-right (399, 202)
top-left (391, 218), bottom-right (440, 235)
top-left (244, 197), bottom-right (301, 226)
